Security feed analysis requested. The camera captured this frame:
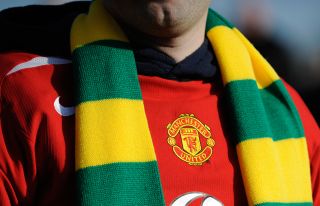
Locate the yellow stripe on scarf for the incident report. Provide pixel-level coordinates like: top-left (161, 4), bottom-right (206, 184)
top-left (207, 26), bottom-right (254, 85)
top-left (75, 99), bottom-right (156, 170)
top-left (207, 26), bottom-right (280, 89)
top-left (233, 28), bottom-right (280, 89)
top-left (237, 138), bottom-right (313, 205)
top-left (70, 0), bottom-right (128, 52)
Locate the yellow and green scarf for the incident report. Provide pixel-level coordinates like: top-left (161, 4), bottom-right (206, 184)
top-left (70, 0), bottom-right (313, 205)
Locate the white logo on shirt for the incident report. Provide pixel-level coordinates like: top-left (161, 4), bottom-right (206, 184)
top-left (54, 96), bottom-right (75, 116)
top-left (171, 192), bottom-right (223, 206)
top-left (6, 56), bottom-right (71, 76)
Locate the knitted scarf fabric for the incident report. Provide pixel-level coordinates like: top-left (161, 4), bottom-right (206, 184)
top-left (70, 0), bottom-right (313, 205)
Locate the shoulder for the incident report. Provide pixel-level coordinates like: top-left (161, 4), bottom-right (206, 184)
top-left (0, 52), bottom-right (73, 120)
top-left (0, 52), bottom-right (72, 85)
top-left (283, 80), bottom-right (320, 156)
top-left (0, 1), bottom-right (90, 57)
top-left (0, 54), bottom-right (76, 205)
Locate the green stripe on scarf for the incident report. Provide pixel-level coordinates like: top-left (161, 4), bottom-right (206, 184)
top-left (71, 0), bottom-right (313, 205)
top-left (72, 40), bottom-right (141, 104)
top-left (206, 9), bottom-right (234, 31)
top-left (76, 162), bottom-right (163, 205)
top-left (225, 80), bottom-right (304, 143)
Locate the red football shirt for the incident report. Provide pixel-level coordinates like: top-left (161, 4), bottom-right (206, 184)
top-left (0, 53), bottom-right (319, 205)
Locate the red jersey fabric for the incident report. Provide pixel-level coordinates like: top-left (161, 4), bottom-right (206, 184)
top-left (0, 52), bottom-right (319, 205)
top-left (139, 75), bottom-right (247, 205)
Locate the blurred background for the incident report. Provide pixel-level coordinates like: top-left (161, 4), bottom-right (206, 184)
top-left (1, 0), bottom-right (319, 124)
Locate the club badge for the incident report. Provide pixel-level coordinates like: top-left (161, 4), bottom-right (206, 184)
top-left (167, 114), bottom-right (215, 166)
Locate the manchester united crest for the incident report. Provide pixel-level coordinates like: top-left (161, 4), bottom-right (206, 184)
top-left (167, 114), bottom-right (215, 166)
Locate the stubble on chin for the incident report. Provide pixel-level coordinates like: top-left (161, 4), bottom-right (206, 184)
top-left (103, 0), bottom-right (210, 38)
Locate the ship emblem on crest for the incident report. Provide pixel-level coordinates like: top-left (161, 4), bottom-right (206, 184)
top-left (167, 114), bottom-right (215, 166)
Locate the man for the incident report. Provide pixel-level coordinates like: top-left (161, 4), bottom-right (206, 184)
top-left (0, 0), bottom-right (319, 205)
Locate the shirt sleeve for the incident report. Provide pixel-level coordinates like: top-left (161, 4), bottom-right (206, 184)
top-left (0, 52), bottom-right (75, 206)
top-left (285, 81), bottom-right (320, 205)
top-left (0, 108), bottom-right (30, 206)
top-left (0, 53), bottom-right (36, 206)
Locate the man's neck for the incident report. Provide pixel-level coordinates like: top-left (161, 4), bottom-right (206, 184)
top-left (123, 11), bottom-right (208, 63)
